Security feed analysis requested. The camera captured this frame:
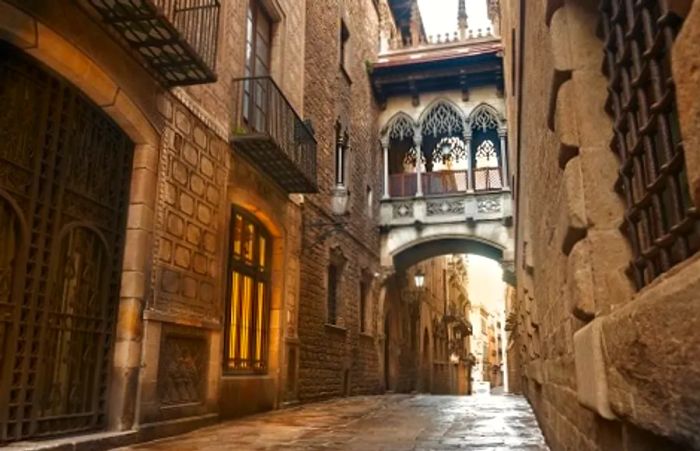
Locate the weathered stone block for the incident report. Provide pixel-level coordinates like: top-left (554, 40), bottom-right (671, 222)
top-left (672, 2), bottom-right (700, 210)
top-left (573, 318), bottom-right (617, 420)
top-left (566, 239), bottom-right (595, 320)
top-left (603, 256), bottom-right (700, 449)
top-left (561, 156), bottom-right (587, 255)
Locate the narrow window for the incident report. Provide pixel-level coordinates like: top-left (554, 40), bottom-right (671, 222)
top-left (225, 206), bottom-right (272, 373)
top-left (327, 264), bottom-right (339, 325)
top-left (243, 0), bottom-right (272, 131)
top-left (600, 1), bottom-right (700, 288)
top-left (335, 121), bottom-right (349, 187)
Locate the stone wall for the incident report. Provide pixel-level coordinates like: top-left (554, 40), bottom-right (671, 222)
top-left (503, 0), bottom-right (700, 450)
top-left (297, 0), bottom-right (384, 401)
top-left (0, 0), bottom-right (313, 441)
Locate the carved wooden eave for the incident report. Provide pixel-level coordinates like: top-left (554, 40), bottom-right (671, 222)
top-left (371, 39), bottom-right (504, 107)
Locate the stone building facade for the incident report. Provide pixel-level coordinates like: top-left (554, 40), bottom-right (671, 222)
top-left (384, 255), bottom-right (473, 395)
top-left (295, 0), bottom-right (384, 401)
top-left (502, 0), bottom-right (700, 450)
top-left (0, 0), bottom-right (374, 447)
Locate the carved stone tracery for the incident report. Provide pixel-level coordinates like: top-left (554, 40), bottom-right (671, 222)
top-left (387, 114), bottom-right (416, 141)
top-left (427, 199), bottom-right (466, 216)
top-left (470, 106), bottom-right (500, 132)
top-left (422, 102), bottom-right (464, 137)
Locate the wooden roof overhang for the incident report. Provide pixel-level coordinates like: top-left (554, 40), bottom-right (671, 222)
top-left (371, 40), bottom-right (504, 107)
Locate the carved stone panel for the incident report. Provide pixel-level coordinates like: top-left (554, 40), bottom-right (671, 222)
top-left (392, 201), bottom-right (414, 219)
top-left (427, 199), bottom-right (465, 216)
top-left (477, 197), bottom-right (502, 213)
top-left (157, 326), bottom-right (208, 407)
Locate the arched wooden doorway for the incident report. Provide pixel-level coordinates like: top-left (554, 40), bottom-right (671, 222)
top-left (0, 43), bottom-right (133, 442)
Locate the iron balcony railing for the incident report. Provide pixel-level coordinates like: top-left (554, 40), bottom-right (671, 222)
top-left (231, 76), bottom-right (318, 193)
top-left (83, 0), bottom-right (220, 86)
top-left (388, 169), bottom-right (502, 197)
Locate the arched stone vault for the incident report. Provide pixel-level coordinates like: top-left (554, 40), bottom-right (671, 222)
top-left (381, 221), bottom-right (513, 271)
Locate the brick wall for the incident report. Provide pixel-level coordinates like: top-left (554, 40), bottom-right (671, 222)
top-left (297, 0), bottom-right (383, 401)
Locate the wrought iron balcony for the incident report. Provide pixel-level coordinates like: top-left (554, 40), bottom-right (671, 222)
top-left (82, 0), bottom-right (220, 86)
top-left (231, 76), bottom-right (318, 193)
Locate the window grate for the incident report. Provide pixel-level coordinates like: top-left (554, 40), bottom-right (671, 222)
top-left (600, 0), bottom-right (700, 289)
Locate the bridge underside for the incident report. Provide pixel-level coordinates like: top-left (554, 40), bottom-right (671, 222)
top-left (393, 237), bottom-right (504, 270)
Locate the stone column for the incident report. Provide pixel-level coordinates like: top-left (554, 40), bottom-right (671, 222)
top-left (414, 132), bottom-right (423, 197)
top-left (382, 136), bottom-right (390, 199)
top-left (499, 128), bottom-right (509, 189)
top-left (464, 130), bottom-right (473, 192)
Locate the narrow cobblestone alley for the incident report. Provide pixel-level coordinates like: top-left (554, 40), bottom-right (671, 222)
top-left (116, 395), bottom-right (548, 450)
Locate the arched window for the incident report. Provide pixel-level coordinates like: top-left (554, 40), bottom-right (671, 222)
top-left (431, 137), bottom-right (469, 171)
top-left (475, 139), bottom-right (499, 168)
top-left (470, 105), bottom-right (502, 191)
top-left (387, 114), bottom-right (415, 141)
top-left (422, 102), bottom-right (463, 137)
top-left (225, 206), bottom-right (272, 373)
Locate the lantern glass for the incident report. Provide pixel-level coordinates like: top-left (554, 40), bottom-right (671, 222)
top-left (414, 270), bottom-right (425, 289)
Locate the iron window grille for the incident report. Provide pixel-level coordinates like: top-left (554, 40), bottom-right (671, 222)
top-left (600, 0), bottom-right (700, 289)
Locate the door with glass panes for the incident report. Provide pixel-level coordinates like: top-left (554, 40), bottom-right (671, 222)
top-left (243, 1), bottom-right (272, 132)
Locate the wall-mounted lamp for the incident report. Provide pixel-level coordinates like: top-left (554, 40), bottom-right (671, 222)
top-left (414, 269), bottom-right (425, 289)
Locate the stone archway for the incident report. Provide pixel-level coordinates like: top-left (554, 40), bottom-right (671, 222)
top-left (0, 4), bottom-right (161, 434)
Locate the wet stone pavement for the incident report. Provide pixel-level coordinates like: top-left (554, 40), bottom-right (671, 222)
top-left (117, 394), bottom-right (549, 451)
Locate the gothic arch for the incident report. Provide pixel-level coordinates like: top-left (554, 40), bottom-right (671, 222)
top-left (381, 111), bottom-right (417, 141)
top-left (418, 98), bottom-right (466, 137)
top-left (467, 103), bottom-right (505, 132)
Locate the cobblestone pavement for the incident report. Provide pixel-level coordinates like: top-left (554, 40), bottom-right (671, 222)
top-left (117, 394), bottom-right (549, 450)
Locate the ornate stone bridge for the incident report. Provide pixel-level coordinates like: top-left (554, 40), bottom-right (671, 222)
top-left (379, 190), bottom-right (514, 271)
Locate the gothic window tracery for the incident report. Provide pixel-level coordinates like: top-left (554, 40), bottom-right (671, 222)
top-left (470, 106), bottom-right (500, 132)
top-left (402, 146), bottom-right (426, 171)
top-left (387, 114), bottom-right (415, 141)
top-left (422, 102), bottom-right (464, 137)
top-left (431, 137), bottom-right (468, 170)
top-left (475, 140), bottom-right (499, 168)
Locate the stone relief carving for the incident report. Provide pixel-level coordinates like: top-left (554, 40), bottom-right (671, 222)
top-left (157, 333), bottom-right (207, 406)
top-left (427, 199), bottom-right (465, 216)
top-left (393, 201), bottom-right (414, 219)
top-left (477, 197), bottom-right (502, 213)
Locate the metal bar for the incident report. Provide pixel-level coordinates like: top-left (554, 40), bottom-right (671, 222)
top-left (599, 0), bottom-right (700, 288)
